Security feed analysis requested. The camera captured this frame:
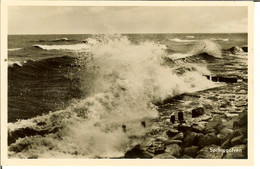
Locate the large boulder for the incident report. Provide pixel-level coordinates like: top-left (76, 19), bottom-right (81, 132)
top-left (197, 133), bottom-right (219, 148)
top-left (205, 115), bottom-right (222, 133)
top-left (153, 153), bottom-right (176, 159)
top-left (166, 129), bottom-right (179, 137)
top-left (183, 131), bottom-right (198, 147)
top-left (183, 146), bottom-right (200, 158)
top-left (165, 144), bottom-right (182, 157)
top-left (231, 135), bottom-right (244, 146)
top-left (227, 46), bottom-right (244, 54)
top-left (172, 132), bottom-right (184, 140)
top-left (124, 145), bottom-right (154, 158)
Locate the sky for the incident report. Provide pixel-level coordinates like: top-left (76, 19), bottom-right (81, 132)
top-left (8, 6), bottom-right (248, 34)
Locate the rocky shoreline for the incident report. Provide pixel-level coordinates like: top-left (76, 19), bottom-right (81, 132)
top-left (124, 83), bottom-right (248, 159)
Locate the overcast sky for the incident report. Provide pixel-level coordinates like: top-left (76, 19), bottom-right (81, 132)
top-left (8, 6), bottom-right (248, 34)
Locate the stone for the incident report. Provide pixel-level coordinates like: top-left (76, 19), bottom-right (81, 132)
top-left (153, 153), bottom-right (176, 159)
top-left (241, 47), bottom-right (248, 52)
top-left (165, 144), bottom-right (182, 157)
top-left (196, 145), bottom-right (224, 159)
top-left (164, 140), bottom-right (182, 146)
top-left (177, 123), bottom-right (192, 132)
top-left (183, 146), bottom-right (200, 158)
top-left (183, 131), bottom-right (198, 147)
top-left (192, 107), bottom-right (205, 118)
top-left (223, 144), bottom-right (247, 159)
top-left (198, 133), bottom-right (219, 148)
top-left (221, 139), bottom-right (231, 149)
top-left (228, 46), bottom-right (244, 54)
top-left (172, 132), bottom-right (184, 140)
top-left (146, 140), bottom-right (166, 155)
top-left (231, 136), bottom-right (244, 146)
top-left (192, 124), bottom-right (205, 133)
top-left (205, 116), bottom-right (222, 132)
top-left (217, 128), bottom-right (233, 144)
top-left (181, 155), bottom-right (192, 159)
top-left (166, 129), bottom-right (179, 137)
top-left (124, 145), bottom-right (154, 158)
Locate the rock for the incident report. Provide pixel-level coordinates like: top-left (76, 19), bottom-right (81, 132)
top-left (183, 131), bottom-right (198, 147)
top-left (223, 144), bottom-right (247, 159)
top-left (196, 145), bottom-right (224, 159)
top-left (198, 133), bottom-right (218, 148)
top-left (231, 136), bottom-right (244, 146)
top-left (177, 123), bottom-right (192, 132)
top-left (241, 47), bottom-right (248, 52)
top-left (205, 115), bottom-right (222, 132)
top-left (172, 132), bottom-right (184, 140)
top-left (227, 46), bottom-right (244, 54)
top-left (192, 107), bottom-right (205, 118)
top-left (181, 155), bottom-right (192, 159)
top-left (153, 153), bottom-right (176, 159)
top-left (192, 124), bottom-right (205, 133)
top-left (165, 144), bottom-right (182, 157)
top-left (183, 146), bottom-right (200, 158)
top-left (217, 128), bottom-right (233, 144)
top-left (221, 139), bottom-right (231, 149)
top-left (124, 145), bottom-right (154, 158)
top-left (164, 140), bottom-right (182, 146)
top-left (166, 129), bottom-right (179, 137)
top-left (146, 140), bottom-right (166, 155)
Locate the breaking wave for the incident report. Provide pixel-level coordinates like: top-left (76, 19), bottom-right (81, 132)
top-left (33, 43), bottom-right (92, 51)
top-left (8, 35), bottom-right (220, 159)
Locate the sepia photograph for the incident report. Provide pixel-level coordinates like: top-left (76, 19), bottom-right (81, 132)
top-left (0, 1), bottom-right (254, 166)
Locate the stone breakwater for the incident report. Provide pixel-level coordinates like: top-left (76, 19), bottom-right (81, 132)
top-left (124, 83), bottom-right (248, 159)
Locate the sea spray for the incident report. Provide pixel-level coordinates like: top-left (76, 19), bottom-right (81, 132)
top-left (8, 35), bottom-right (219, 158)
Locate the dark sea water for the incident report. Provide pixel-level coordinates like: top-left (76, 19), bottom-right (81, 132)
top-left (8, 33), bottom-right (248, 158)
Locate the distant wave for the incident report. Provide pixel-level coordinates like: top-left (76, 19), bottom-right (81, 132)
top-left (31, 38), bottom-right (77, 43)
top-left (32, 44), bottom-right (92, 51)
top-left (186, 36), bottom-right (195, 39)
top-left (170, 38), bottom-right (197, 43)
top-left (8, 48), bottom-right (22, 52)
top-left (210, 38), bottom-right (229, 42)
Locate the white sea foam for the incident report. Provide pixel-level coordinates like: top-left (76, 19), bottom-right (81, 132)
top-left (8, 48), bottom-right (22, 51)
top-left (33, 43), bottom-right (92, 51)
top-left (170, 38), bottom-right (197, 43)
top-left (210, 38), bottom-right (229, 42)
top-left (8, 35), bottom-right (220, 158)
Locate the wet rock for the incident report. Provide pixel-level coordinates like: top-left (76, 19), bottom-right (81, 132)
top-left (177, 123), bottom-right (192, 132)
top-left (231, 135), bottom-right (244, 146)
top-left (153, 153), bottom-right (176, 159)
top-left (124, 145), bottom-right (154, 158)
top-left (205, 116), bottom-right (222, 132)
top-left (183, 146), bottom-right (200, 158)
top-left (192, 123), bottom-right (205, 133)
top-left (192, 107), bottom-right (205, 118)
top-left (166, 129), bottom-right (179, 137)
top-left (172, 132), bottom-right (184, 140)
top-left (221, 139), bottom-right (231, 149)
top-left (146, 140), bottom-right (166, 155)
top-left (164, 140), bottom-right (182, 146)
top-left (196, 145), bottom-right (224, 159)
top-left (241, 47), bottom-right (248, 52)
top-left (217, 128), bottom-right (233, 144)
top-left (183, 131), bottom-right (198, 147)
top-left (165, 144), bottom-right (182, 157)
top-left (223, 144), bottom-right (247, 159)
top-left (181, 155), bottom-right (192, 159)
top-left (227, 46), bottom-right (244, 54)
top-left (198, 133), bottom-right (218, 148)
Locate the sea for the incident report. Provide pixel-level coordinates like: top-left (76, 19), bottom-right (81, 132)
top-left (7, 33), bottom-right (248, 158)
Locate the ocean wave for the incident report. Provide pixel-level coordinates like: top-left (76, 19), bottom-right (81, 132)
top-left (170, 38), bottom-right (197, 43)
top-left (186, 36), bottom-right (195, 39)
top-left (32, 43), bottom-right (92, 51)
top-left (210, 38), bottom-right (229, 42)
top-left (8, 48), bottom-right (22, 52)
top-left (8, 35), bottom-right (220, 158)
